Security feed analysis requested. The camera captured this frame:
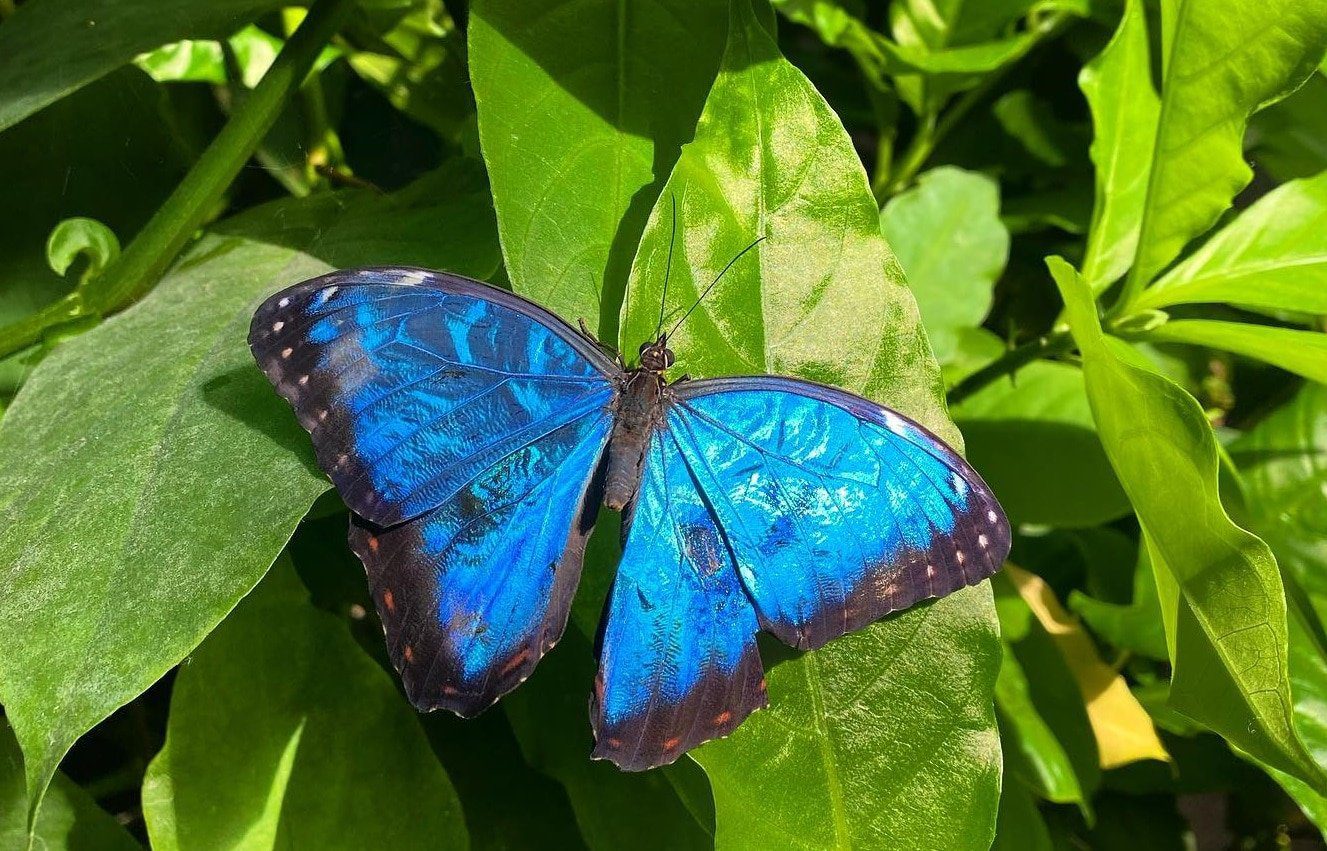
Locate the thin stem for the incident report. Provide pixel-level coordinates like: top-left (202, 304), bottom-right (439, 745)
top-left (946, 330), bottom-right (1075, 405)
top-left (0, 0), bottom-right (354, 361)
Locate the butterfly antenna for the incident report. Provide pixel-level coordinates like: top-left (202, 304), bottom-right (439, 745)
top-left (666, 234), bottom-right (766, 340)
top-left (653, 195), bottom-right (678, 341)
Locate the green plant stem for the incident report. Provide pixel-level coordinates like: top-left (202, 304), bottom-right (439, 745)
top-left (0, 0), bottom-right (354, 361)
top-left (946, 330), bottom-right (1075, 405)
top-left (883, 12), bottom-right (1072, 197)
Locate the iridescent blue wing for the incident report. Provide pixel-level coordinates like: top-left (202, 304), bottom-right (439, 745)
top-left (591, 426), bottom-right (767, 771)
top-left (592, 376), bottom-right (1007, 770)
top-left (669, 376), bottom-right (1009, 650)
top-left (250, 267), bottom-right (619, 714)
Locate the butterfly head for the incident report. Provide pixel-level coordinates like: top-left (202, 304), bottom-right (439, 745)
top-left (638, 339), bottom-right (675, 373)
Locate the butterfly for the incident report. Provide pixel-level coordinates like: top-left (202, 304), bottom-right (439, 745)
top-left (249, 265), bottom-right (1009, 771)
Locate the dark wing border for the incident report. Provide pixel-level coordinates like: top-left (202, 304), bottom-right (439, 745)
top-left (252, 265), bottom-right (623, 379)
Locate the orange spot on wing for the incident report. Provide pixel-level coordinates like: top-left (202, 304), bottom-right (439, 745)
top-left (402, 645), bottom-right (413, 663)
top-left (367, 536), bottom-right (380, 553)
top-left (714, 710), bottom-right (732, 725)
top-left (443, 685), bottom-right (459, 696)
top-left (663, 736), bottom-right (681, 751)
top-left (758, 677), bottom-right (768, 692)
top-left (500, 648), bottom-right (531, 676)
top-left (382, 589), bottom-right (395, 612)
top-left (607, 737), bottom-right (622, 748)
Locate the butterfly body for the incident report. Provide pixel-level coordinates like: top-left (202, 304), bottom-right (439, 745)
top-left (604, 357), bottom-right (667, 512)
top-left (250, 266), bottom-right (1009, 771)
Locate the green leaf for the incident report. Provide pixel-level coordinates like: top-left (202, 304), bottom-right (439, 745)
top-left (1122, 0), bottom-right (1327, 300)
top-left (1133, 170), bottom-right (1327, 315)
top-left (1143, 319), bottom-right (1327, 386)
top-left (1069, 540), bottom-right (1169, 661)
top-left (1249, 72), bottom-right (1327, 182)
top-left (46, 218), bottom-right (120, 285)
top-left (951, 360), bottom-right (1130, 528)
top-left (622, 5), bottom-right (1000, 846)
top-left (1078, 0), bottom-right (1160, 291)
top-left (1, 723), bottom-right (138, 851)
top-left (994, 570), bottom-right (1099, 809)
top-left (141, 561), bottom-right (467, 849)
top-left (0, 0), bottom-right (289, 132)
top-left (1232, 385), bottom-right (1327, 832)
top-left (469, 0), bottom-right (727, 345)
top-left (0, 164), bottom-right (499, 825)
top-left (1049, 254), bottom-right (1326, 791)
top-left (994, 641), bottom-right (1087, 807)
top-left (879, 166), bottom-right (1008, 365)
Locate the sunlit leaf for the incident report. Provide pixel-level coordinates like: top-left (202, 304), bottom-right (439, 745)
top-left (1144, 320), bottom-right (1327, 386)
top-left (619, 5), bottom-right (1000, 846)
top-left (469, 0), bottom-right (727, 343)
top-left (1123, 0), bottom-right (1327, 297)
top-left (1050, 255), bottom-right (1325, 790)
top-left (880, 166), bottom-right (1008, 365)
top-left (1078, 0), bottom-right (1159, 291)
top-left (1135, 170), bottom-right (1327, 315)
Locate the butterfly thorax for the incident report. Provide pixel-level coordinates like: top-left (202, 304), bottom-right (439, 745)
top-left (603, 340), bottom-right (674, 511)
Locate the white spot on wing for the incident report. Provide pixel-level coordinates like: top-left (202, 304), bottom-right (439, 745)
top-left (956, 550), bottom-right (966, 565)
top-left (978, 534), bottom-right (989, 548)
top-left (281, 347), bottom-right (293, 359)
top-left (882, 411), bottom-right (907, 435)
top-left (317, 286), bottom-right (339, 303)
top-left (278, 297), bottom-right (290, 308)
top-left (987, 510), bottom-right (998, 523)
top-left (739, 565), bottom-right (757, 590)
top-left (951, 472), bottom-right (969, 497)
top-left (272, 321), bottom-right (284, 332)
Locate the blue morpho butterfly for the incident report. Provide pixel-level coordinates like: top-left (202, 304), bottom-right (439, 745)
top-left (249, 248), bottom-right (1010, 771)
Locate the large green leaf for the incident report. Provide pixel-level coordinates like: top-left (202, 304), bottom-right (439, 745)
top-left (141, 561), bottom-right (467, 849)
top-left (1123, 0), bottom-right (1327, 297)
top-left (1232, 385), bottom-right (1327, 832)
top-left (1144, 320), bottom-right (1327, 386)
top-left (1050, 255), bottom-right (1326, 790)
top-left (1078, 0), bottom-right (1159, 291)
top-left (1134, 170), bottom-right (1327, 315)
top-left (879, 166), bottom-right (1008, 366)
top-left (1, 724), bottom-right (138, 851)
top-left (624, 3), bottom-right (1000, 847)
top-left (0, 164), bottom-right (499, 824)
top-left (0, 0), bottom-right (288, 132)
top-left (951, 361), bottom-right (1130, 528)
top-left (469, 0), bottom-right (727, 344)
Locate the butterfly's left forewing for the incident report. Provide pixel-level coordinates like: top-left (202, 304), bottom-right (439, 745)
top-left (251, 267), bottom-right (619, 715)
top-left (593, 375), bottom-right (1008, 769)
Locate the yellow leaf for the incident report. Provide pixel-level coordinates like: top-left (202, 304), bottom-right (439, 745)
top-left (1005, 564), bottom-right (1170, 769)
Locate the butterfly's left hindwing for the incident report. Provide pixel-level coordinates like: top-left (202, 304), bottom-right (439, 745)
top-left (250, 267), bottom-right (618, 715)
top-left (592, 428), bottom-right (767, 771)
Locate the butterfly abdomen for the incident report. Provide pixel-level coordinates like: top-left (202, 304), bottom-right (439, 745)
top-left (604, 371), bottom-right (665, 511)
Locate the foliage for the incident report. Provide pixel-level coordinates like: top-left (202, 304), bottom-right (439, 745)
top-left (0, 0), bottom-right (1325, 846)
